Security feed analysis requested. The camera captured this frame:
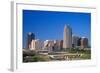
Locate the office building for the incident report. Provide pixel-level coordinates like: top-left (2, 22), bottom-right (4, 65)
top-left (26, 32), bottom-right (35, 49)
top-left (63, 25), bottom-right (72, 49)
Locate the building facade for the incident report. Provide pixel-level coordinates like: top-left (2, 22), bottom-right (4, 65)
top-left (63, 25), bottom-right (72, 49)
top-left (26, 32), bottom-right (35, 49)
top-left (80, 37), bottom-right (88, 49)
top-left (72, 35), bottom-right (80, 48)
top-left (31, 39), bottom-right (44, 51)
top-left (44, 40), bottom-right (54, 52)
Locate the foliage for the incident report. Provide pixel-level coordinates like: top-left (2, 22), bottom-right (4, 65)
top-left (32, 55), bottom-right (50, 62)
top-left (80, 54), bottom-right (91, 59)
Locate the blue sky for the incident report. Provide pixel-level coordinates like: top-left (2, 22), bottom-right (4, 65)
top-left (23, 10), bottom-right (91, 48)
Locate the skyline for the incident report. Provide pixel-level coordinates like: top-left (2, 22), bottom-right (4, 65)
top-left (23, 10), bottom-right (91, 48)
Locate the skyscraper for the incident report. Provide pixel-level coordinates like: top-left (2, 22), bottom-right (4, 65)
top-left (31, 39), bottom-right (44, 51)
top-left (59, 40), bottom-right (63, 49)
top-left (44, 40), bottom-right (54, 52)
top-left (63, 25), bottom-right (72, 49)
top-left (72, 35), bottom-right (80, 48)
top-left (80, 37), bottom-right (88, 49)
top-left (77, 37), bottom-right (81, 46)
top-left (26, 32), bottom-right (35, 49)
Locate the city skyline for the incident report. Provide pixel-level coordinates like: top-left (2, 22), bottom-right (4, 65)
top-left (23, 10), bottom-right (91, 48)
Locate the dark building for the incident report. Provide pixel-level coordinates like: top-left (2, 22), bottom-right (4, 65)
top-left (26, 32), bottom-right (35, 49)
top-left (60, 40), bottom-right (63, 49)
top-left (72, 36), bottom-right (80, 48)
top-left (73, 37), bottom-right (88, 49)
top-left (77, 38), bottom-right (81, 46)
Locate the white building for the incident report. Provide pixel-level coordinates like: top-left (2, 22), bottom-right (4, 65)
top-left (44, 40), bottom-right (54, 52)
top-left (43, 40), bottom-right (62, 52)
top-left (30, 39), bottom-right (44, 51)
top-left (63, 25), bottom-right (72, 49)
top-left (53, 40), bottom-right (61, 51)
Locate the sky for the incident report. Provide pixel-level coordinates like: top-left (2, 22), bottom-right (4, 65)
top-left (23, 10), bottom-right (91, 48)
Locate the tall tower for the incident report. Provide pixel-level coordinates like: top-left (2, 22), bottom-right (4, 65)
top-left (26, 32), bottom-right (35, 49)
top-left (63, 25), bottom-right (72, 49)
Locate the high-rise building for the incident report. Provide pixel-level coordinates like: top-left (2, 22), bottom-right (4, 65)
top-left (60, 40), bottom-right (63, 49)
top-left (44, 40), bottom-right (50, 49)
top-left (44, 40), bottom-right (54, 52)
top-left (31, 39), bottom-right (44, 50)
top-left (77, 37), bottom-right (81, 46)
top-left (26, 32), bottom-right (35, 49)
top-left (53, 40), bottom-right (61, 51)
top-left (80, 37), bottom-right (88, 49)
top-left (72, 35), bottom-right (80, 48)
top-left (31, 40), bottom-right (37, 50)
top-left (63, 25), bottom-right (72, 49)
top-left (43, 40), bottom-right (63, 52)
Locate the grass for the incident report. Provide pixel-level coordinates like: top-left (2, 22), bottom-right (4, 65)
top-left (80, 54), bottom-right (91, 59)
top-left (23, 48), bottom-right (91, 62)
top-left (32, 55), bottom-right (51, 62)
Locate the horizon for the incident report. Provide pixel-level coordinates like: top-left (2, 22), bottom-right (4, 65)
top-left (23, 10), bottom-right (91, 48)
